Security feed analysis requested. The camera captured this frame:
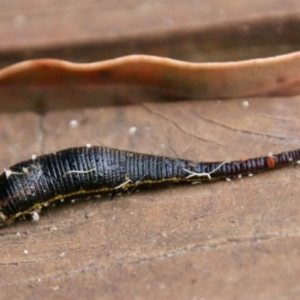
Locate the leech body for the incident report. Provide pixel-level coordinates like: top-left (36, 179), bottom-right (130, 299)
top-left (0, 146), bottom-right (299, 226)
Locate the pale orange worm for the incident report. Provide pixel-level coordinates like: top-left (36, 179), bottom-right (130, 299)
top-left (0, 52), bottom-right (300, 99)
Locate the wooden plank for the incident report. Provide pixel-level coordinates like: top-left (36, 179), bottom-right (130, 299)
top-left (0, 0), bottom-right (299, 51)
top-left (1, 1), bottom-right (300, 300)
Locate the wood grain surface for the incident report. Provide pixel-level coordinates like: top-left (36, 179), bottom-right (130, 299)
top-left (1, 1), bottom-right (300, 300)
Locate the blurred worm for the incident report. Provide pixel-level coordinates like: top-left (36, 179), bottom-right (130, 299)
top-left (0, 52), bottom-right (300, 99)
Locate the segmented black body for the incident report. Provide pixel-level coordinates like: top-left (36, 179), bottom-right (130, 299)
top-left (0, 146), bottom-right (299, 225)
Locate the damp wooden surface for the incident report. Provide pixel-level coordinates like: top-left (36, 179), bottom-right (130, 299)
top-left (1, 1), bottom-right (300, 300)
